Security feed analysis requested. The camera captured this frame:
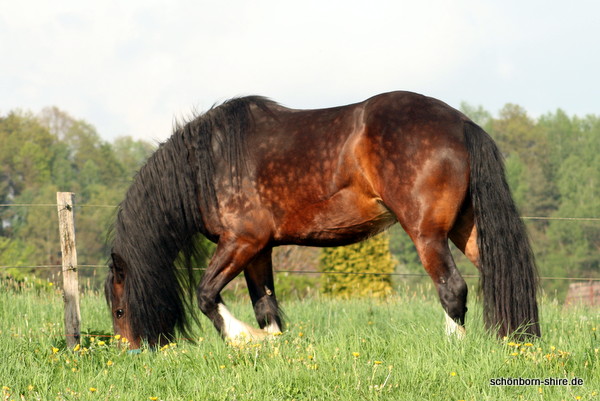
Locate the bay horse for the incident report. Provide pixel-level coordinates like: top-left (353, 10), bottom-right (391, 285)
top-left (105, 91), bottom-right (540, 349)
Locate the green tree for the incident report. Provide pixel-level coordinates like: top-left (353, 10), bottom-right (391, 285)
top-left (543, 117), bottom-right (600, 293)
top-left (0, 107), bottom-right (155, 285)
top-left (112, 136), bottom-right (155, 177)
top-left (9, 185), bottom-right (60, 266)
top-left (460, 102), bottom-right (493, 128)
top-left (319, 232), bottom-right (395, 298)
top-left (0, 236), bottom-right (37, 281)
top-left (0, 111), bottom-right (57, 203)
top-left (38, 107), bottom-right (128, 196)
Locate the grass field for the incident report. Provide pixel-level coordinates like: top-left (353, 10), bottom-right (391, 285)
top-left (0, 278), bottom-right (598, 401)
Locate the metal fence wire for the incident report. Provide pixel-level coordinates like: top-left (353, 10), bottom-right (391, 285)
top-left (0, 202), bottom-right (598, 282)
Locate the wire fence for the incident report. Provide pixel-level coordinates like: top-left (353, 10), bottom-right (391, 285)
top-left (2, 264), bottom-right (600, 282)
top-left (0, 202), bottom-right (599, 283)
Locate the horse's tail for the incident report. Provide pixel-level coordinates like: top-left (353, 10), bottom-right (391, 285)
top-left (463, 121), bottom-right (541, 338)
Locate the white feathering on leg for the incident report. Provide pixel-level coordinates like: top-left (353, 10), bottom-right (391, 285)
top-left (445, 312), bottom-right (466, 339)
top-left (217, 303), bottom-right (267, 342)
top-left (264, 321), bottom-right (282, 335)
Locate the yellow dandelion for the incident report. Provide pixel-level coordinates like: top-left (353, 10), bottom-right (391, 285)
top-left (298, 332), bottom-right (304, 337)
top-left (114, 334), bottom-right (121, 341)
top-left (450, 371), bottom-right (457, 376)
top-left (52, 347), bottom-right (59, 354)
top-left (538, 387), bottom-right (543, 394)
top-left (72, 368), bottom-right (77, 373)
top-left (121, 337), bottom-right (129, 344)
top-left (576, 396), bottom-right (582, 400)
top-left (524, 343), bottom-right (533, 347)
top-left (374, 361), bottom-right (382, 365)
top-left (352, 352), bottom-right (360, 358)
top-left (219, 365), bottom-right (226, 369)
top-left (149, 397), bottom-right (158, 401)
top-left (106, 360), bottom-right (113, 367)
top-left (48, 282), bottom-right (53, 286)
top-left (73, 344), bottom-right (80, 352)
top-left (90, 337), bottom-right (95, 343)
top-left (2, 386), bottom-right (9, 391)
top-left (27, 385), bottom-right (34, 391)
top-left (97, 341), bottom-right (105, 346)
top-left (89, 387), bottom-right (97, 393)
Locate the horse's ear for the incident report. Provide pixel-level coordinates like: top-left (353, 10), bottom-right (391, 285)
top-left (110, 252), bottom-right (127, 284)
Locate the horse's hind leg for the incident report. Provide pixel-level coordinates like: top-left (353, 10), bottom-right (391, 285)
top-left (449, 200), bottom-right (480, 269)
top-left (411, 231), bottom-right (468, 337)
top-left (244, 247), bottom-right (283, 334)
top-left (385, 187), bottom-right (469, 336)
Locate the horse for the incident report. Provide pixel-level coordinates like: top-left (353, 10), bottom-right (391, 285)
top-left (105, 91), bottom-right (540, 349)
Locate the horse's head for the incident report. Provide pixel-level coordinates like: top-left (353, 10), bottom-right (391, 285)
top-left (105, 252), bottom-right (140, 349)
top-left (106, 250), bottom-right (187, 350)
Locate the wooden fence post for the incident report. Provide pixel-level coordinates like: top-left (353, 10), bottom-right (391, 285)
top-left (57, 192), bottom-right (81, 348)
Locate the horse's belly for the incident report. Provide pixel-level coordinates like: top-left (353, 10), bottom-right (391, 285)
top-left (274, 192), bottom-right (396, 247)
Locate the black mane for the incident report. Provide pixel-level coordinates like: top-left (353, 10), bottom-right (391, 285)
top-left (106, 96), bottom-right (275, 344)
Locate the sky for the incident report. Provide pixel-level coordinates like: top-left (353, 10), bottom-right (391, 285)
top-left (1, 0), bottom-right (599, 143)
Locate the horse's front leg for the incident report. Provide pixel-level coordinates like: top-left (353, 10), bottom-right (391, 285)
top-left (244, 247), bottom-right (283, 334)
top-left (197, 234), bottom-right (269, 341)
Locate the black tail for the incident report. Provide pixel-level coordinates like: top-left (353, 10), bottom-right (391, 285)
top-left (464, 121), bottom-right (541, 338)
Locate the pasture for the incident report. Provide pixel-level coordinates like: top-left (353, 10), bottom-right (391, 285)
top-left (1, 278), bottom-right (598, 401)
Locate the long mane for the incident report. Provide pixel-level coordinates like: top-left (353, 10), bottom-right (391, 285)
top-left (106, 96), bottom-right (275, 344)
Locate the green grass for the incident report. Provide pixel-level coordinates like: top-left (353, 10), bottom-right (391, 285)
top-left (1, 279), bottom-right (598, 401)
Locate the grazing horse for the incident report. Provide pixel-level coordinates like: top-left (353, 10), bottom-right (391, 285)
top-left (105, 91), bottom-right (540, 349)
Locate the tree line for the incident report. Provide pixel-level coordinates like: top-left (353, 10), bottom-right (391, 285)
top-left (0, 107), bottom-right (153, 281)
top-left (1, 103), bottom-right (598, 299)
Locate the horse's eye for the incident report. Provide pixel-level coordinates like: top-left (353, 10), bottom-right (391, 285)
top-left (115, 309), bottom-right (125, 319)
